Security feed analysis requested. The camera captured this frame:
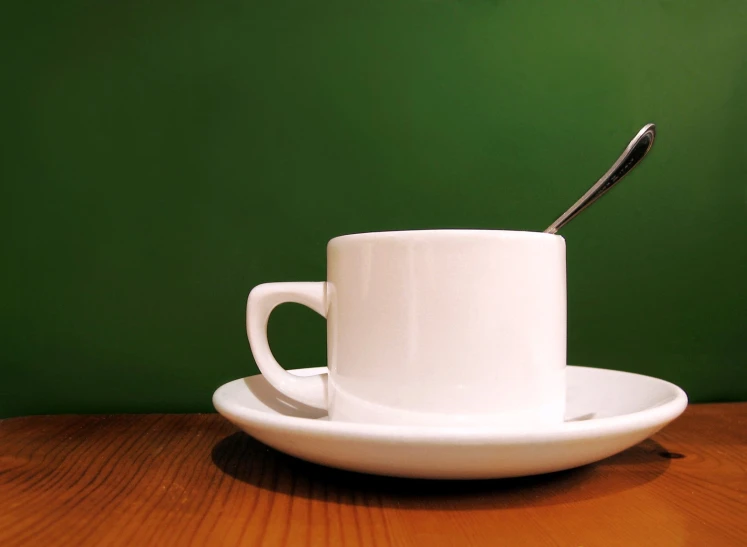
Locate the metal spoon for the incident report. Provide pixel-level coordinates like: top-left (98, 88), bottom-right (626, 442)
top-left (544, 123), bottom-right (656, 234)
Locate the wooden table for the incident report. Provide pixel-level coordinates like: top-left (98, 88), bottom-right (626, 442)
top-left (1, 404), bottom-right (745, 546)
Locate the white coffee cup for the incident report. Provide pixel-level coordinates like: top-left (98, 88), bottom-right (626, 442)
top-left (246, 229), bottom-right (566, 427)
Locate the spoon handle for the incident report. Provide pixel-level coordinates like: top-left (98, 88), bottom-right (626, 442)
top-left (544, 123), bottom-right (656, 234)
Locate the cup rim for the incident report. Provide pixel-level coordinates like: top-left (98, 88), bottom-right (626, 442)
top-left (328, 228), bottom-right (564, 247)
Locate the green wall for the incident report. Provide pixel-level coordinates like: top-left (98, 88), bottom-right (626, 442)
top-left (2, 0), bottom-right (746, 417)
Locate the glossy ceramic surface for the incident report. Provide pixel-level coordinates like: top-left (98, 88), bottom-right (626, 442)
top-left (247, 230), bottom-right (566, 426)
top-left (213, 366), bottom-right (688, 479)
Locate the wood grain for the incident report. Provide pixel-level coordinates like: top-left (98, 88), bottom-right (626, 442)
top-left (1, 404), bottom-right (745, 546)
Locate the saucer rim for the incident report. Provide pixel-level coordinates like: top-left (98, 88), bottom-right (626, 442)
top-left (212, 366), bottom-right (688, 444)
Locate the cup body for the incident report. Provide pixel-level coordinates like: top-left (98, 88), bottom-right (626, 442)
top-left (324, 229), bottom-right (566, 426)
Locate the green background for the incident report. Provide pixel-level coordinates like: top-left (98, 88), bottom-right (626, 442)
top-left (2, 0), bottom-right (746, 417)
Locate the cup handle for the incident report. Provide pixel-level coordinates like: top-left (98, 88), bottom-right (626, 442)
top-left (246, 282), bottom-right (328, 409)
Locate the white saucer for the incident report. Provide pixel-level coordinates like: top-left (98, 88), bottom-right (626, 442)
top-left (212, 366), bottom-right (687, 479)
